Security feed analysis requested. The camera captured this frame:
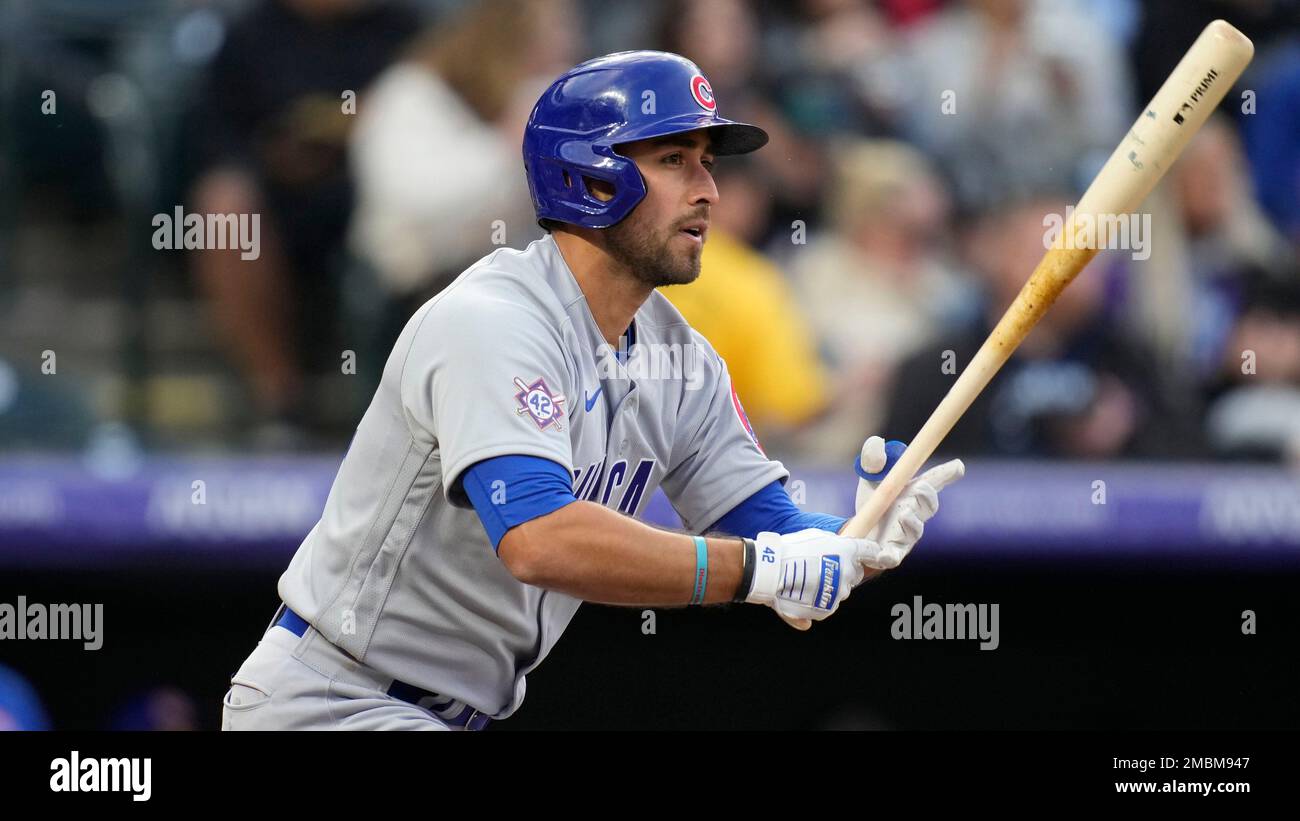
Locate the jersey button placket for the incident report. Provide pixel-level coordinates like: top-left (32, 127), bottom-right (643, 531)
top-left (615, 389), bottom-right (636, 456)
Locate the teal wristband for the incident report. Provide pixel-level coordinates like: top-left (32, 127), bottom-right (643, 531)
top-left (690, 536), bottom-right (708, 605)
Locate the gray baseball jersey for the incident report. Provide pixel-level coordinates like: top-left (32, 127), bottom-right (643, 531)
top-left (277, 233), bottom-right (787, 718)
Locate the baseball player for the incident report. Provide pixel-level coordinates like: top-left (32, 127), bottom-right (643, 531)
top-left (222, 51), bottom-right (964, 731)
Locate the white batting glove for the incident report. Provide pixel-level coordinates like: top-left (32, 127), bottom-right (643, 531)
top-left (744, 529), bottom-right (868, 624)
top-left (853, 436), bottom-right (964, 571)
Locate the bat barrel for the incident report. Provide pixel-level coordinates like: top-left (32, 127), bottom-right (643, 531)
top-left (1075, 20), bottom-right (1254, 225)
top-left (842, 20), bottom-right (1254, 541)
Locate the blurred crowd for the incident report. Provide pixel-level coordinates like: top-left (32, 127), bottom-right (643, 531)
top-left (0, 662), bottom-right (199, 731)
top-left (2, 0), bottom-right (1299, 464)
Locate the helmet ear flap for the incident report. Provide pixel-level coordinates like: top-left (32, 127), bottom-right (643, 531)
top-left (530, 147), bottom-right (646, 228)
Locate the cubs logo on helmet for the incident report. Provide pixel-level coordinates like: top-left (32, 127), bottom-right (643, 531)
top-left (690, 75), bottom-right (716, 111)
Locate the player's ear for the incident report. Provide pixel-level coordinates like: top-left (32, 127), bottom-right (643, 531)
top-left (585, 177), bottom-right (615, 203)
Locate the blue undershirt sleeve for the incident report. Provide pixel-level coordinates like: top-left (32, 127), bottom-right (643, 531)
top-left (705, 480), bottom-right (847, 539)
top-left (460, 455), bottom-right (578, 552)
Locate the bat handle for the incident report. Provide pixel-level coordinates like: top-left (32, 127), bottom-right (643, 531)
top-left (840, 269), bottom-right (1041, 539)
top-left (840, 345), bottom-right (998, 539)
top-left (841, 442), bottom-right (931, 539)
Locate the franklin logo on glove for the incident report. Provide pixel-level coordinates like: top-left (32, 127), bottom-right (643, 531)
top-left (816, 557), bottom-right (841, 610)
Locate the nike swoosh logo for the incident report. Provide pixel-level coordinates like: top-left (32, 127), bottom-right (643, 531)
top-left (584, 387), bottom-right (603, 412)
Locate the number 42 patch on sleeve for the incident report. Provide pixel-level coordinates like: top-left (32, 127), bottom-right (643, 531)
top-left (513, 376), bottom-right (567, 432)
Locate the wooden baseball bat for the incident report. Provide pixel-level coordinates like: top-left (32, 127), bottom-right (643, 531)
top-left (842, 19), bottom-right (1254, 540)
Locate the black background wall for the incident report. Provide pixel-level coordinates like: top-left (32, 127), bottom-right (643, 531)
top-left (4, 547), bottom-right (1296, 731)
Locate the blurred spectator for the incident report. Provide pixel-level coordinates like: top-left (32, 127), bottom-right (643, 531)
top-left (1130, 0), bottom-right (1298, 104)
top-left (1203, 264), bottom-right (1300, 462)
top-left (187, 0), bottom-right (420, 440)
top-left (657, 0), bottom-right (827, 246)
top-left (790, 139), bottom-right (976, 458)
top-left (768, 0), bottom-right (911, 137)
top-left (891, 0), bottom-right (1133, 213)
top-left (0, 664), bottom-right (51, 731)
top-left (108, 686), bottom-right (199, 731)
top-left (0, 358), bottom-right (96, 450)
top-left (876, 0), bottom-right (948, 29)
top-left (883, 197), bottom-right (1205, 459)
top-left (1241, 38), bottom-right (1300, 252)
top-left (1074, 0), bottom-right (1141, 50)
top-left (347, 0), bottom-right (578, 358)
top-left (656, 0), bottom-right (761, 96)
top-left (1125, 117), bottom-right (1294, 382)
top-left (660, 158), bottom-right (831, 444)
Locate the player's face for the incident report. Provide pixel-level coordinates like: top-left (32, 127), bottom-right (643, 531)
top-left (602, 131), bottom-right (719, 288)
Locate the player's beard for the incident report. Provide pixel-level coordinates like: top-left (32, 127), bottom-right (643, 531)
top-left (601, 208), bottom-right (702, 288)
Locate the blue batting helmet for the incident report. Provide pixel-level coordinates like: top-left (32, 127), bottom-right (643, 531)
top-left (522, 50), bottom-right (769, 229)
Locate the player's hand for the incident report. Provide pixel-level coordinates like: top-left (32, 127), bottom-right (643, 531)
top-left (744, 529), bottom-right (869, 626)
top-left (852, 436), bottom-right (964, 576)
